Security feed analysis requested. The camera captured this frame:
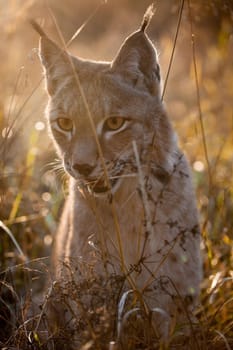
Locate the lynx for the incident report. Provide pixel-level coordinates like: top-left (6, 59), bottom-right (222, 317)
top-left (33, 7), bottom-right (202, 342)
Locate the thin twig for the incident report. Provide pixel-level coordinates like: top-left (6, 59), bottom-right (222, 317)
top-left (2, 66), bottom-right (24, 162)
top-left (187, 0), bottom-right (212, 188)
top-left (132, 140), bottom-right (154, 259)
top-left (161, 0), bottom-right (185, 100)
top-left (66, 2), bottom-right (104, 47)
top-left (214, 330), bottom-right (232, 350)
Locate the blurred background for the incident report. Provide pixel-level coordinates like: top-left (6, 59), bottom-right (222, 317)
top-left (0, 0), bottom-right (232, 286)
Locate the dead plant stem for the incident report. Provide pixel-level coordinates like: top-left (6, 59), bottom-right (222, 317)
top-left (187, 0), bottom-right (212, 189)
top-left (161, 0), bottom-right (185, 100)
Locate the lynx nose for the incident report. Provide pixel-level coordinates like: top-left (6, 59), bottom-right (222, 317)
top-left (72, 163), bottom-right (94, 177)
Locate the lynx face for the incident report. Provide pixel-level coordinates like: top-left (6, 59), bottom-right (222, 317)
top-left (49, 77), bottom-right (159, 195)
top-left (38, 25), bottom-right (173, 196)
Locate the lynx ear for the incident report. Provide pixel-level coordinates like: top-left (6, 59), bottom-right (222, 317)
top-left (110, 8), bottom-right (160, 96)
top-left (31, 21), bottom-right (72, 95)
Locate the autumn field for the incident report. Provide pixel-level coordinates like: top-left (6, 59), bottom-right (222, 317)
top-left (0, 0), bottom-right (232, 349)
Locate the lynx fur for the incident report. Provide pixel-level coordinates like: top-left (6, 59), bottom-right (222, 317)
top-left (34, 7), bottom-right (202, 341)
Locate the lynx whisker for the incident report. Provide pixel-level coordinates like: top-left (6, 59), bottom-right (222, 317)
top-left (109, 173), bottom-right (137, 180)
top-left (43, 158), bottom-right (62, 170)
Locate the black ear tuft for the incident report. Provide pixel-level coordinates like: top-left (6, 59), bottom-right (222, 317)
top-left (111, 7), bottom-right (160, 98)
top-left (140, 3), bottom-right (155, 32)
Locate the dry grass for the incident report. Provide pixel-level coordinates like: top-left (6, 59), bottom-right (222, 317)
top-left (0, 257), bottom-right (232, 349)
top-left (0, 0), bottom-right (233, 349)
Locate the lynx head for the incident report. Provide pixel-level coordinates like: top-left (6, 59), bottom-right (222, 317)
top-left (33, 8), bottom-right (174, 196)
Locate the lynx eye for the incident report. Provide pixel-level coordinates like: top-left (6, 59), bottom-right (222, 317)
top-left (56, 118), bottom-right (73, 132)
top-left (104, 117), bottom-right (125, 131)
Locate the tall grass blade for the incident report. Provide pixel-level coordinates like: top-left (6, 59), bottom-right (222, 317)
top-left (0, 220), bottom-right (27, 260)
